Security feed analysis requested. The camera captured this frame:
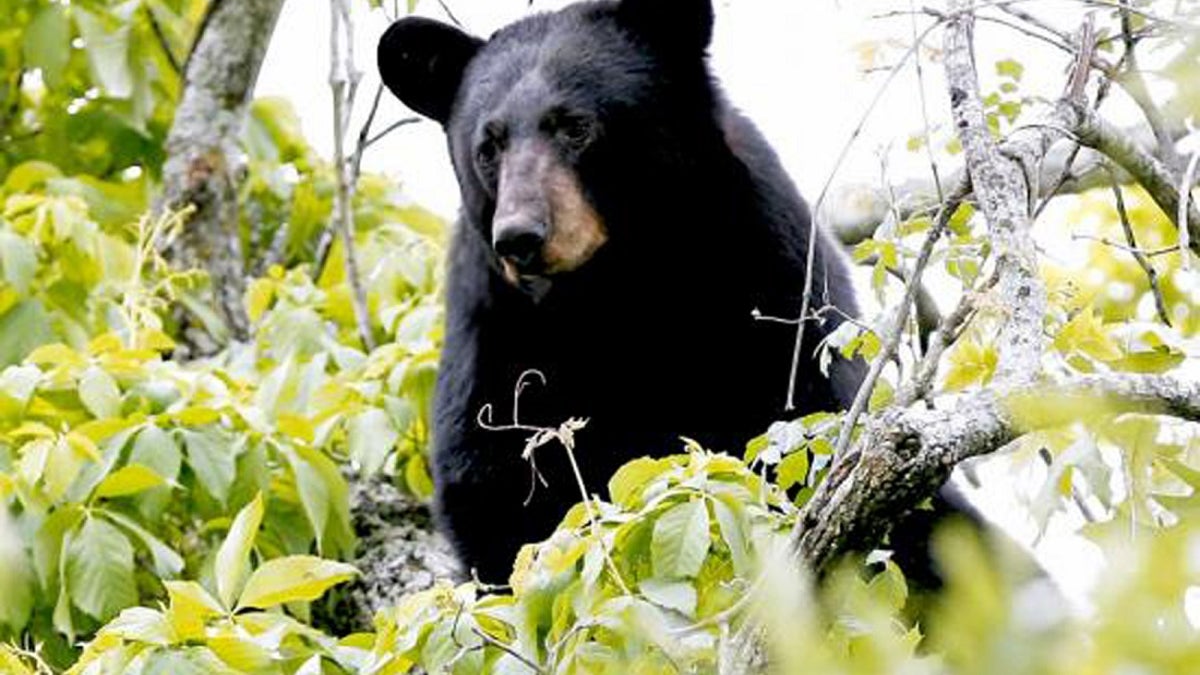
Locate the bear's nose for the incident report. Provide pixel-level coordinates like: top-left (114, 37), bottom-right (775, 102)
top-left (494, 221), bottom-right (546, 272)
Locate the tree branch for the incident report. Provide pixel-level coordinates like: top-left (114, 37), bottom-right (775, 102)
top-left (160, 0), bottom-right (286, 353)
top-left (797, 373), bottom-right (1200, 573)
top-left (329, 0), bottom-right (377, 352)
top-left (944, 2), bottom-right (1047, 385)
top-left (1064, 100), bottom-right (1200, 258)
top-left (724, 5), bottom-right (1197, 671)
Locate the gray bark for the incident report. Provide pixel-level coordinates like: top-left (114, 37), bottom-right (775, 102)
top-left (160, 0), bottom-right (286, 353)
top-left (724, 5), bottom-right (1200, 670)
top-left (823, 126), bottom-right (1164, 248)
top-left (314, 477), bottom-right (462, 634)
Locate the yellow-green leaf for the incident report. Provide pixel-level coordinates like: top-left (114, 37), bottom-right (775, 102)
top-left (1054, 309), bottom-right (1123, 363)
top-left (94, 464), bottom-right (166, 499)
top-left (79, 366), bottom-right (122, 419)
top-left (651, 499), bottom-right (711, 580)
top-left (165, 581), bottom-right (225, 641)
top-left (943, 338), bottom-right (998, 392)
top-left (215, 493), bottom-right (264, 609)
top-left (235, 556), bottom-right (357, 610)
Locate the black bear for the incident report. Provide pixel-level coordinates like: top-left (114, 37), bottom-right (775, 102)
top-left (378, 0), bottom-right (864, 583)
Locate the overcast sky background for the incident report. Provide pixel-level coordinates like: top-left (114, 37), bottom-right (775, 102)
top-left (259, 1), bottom-right (1111, 218)
top-left (256, 1), bottom-right (1169, 608)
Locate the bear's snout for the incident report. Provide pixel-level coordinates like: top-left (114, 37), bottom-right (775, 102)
top-left (493, 219), bottom-right (547, 273)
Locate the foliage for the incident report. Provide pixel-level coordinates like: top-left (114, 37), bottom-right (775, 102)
top-left (0, 2), bottom-right (445, 669)
top-left (4, 0), bottom-right (1200, 674)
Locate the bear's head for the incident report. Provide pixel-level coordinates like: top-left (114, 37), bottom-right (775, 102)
top-left (378, 0), bottom-right (717, 294)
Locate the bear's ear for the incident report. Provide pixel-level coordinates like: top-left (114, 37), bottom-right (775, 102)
top-left (616, 0), bottom-right (714, 55)
top-left (377, 17), bottom-right (484, 125)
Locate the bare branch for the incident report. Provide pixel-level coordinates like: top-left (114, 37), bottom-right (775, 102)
top-left (787, 15), bottom-right (946, 411)
top-left (1117, 0), bottom-right (1184, 172)
top-left (1105, 167), bottom-right (1172, 325)
top-left (329, 0), bottom-right (377, 352)
top-left (1065, 100), bottom-right (1200, 258)
top-left (832, 178), bottom-right (970, 458)
top-left (944, 2), bottom-right (1046, 385)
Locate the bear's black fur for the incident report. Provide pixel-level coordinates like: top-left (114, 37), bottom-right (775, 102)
top-left (379, 0), bottom-right (864, 583)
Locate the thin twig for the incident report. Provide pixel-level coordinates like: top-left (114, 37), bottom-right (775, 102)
top-left (1180, 143), bottom-right (1200, 267)
top-left (832, 178), bottom-right (970, 459)
top-left (143, 4), bottom-right (182, 75)
top-left (351, 84), bottom-right (385, 180)
top-left (435, 0), bottom-right (465, 28)
top-left (786, 15), bottom-right (946, 411)
top-left (363, 116), bottom-right (422, 150)
top-left (476, 371), bottom-right (633, 596)
top-left (1105, 166), bottom-right (1172, 325)
top-left (1071, 233), bottom-right (1179, 258)
top-left (329, 0), bottom-right (377, 351)
top-left (1118, 0), bottom-right (1183, 172)
top-left (470, 627), bottom-right (546, 674)
top-left (909, 0), bottom-right (944, 205)
top-left (898, 268), bottom-right (1000, 407)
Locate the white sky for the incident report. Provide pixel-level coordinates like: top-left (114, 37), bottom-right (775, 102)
top-left (258, 1), bottom-right (1160, 608)
top-left (259, 1), bottom-right (1105, 218)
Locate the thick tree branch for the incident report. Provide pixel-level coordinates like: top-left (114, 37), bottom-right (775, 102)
top-left (826, 127), bottom-right (1158, 248)
top-left (797, 373), bottom-right (1200, 573)
top-left (944, 4), bottom-right (1047, 385)
top-left (160, 0), bottom-right (286, 353)
top-left (1063, 99), bottom-right (1200, 258)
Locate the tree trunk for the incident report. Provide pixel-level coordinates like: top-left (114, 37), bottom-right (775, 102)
top-left (160, 0), bottom-right (286, 354)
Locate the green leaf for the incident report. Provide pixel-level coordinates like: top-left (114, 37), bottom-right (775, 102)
top-left (0, 231), bottom-right (38, 295)
top-left (181, 427), bottom-right (239, 505)
top-left (66, 516), bottom-right (137, 622)
top-left (129, 424), bottom-right (182, 518)
top-left (608, 457), bottom-right (673, 509)
top-left (33, 504), bottom-right (84, 590)
top-left (0, 301), bottom-right (55, 367)
top-left (867, 560), bottom-right (909, 612)
top-left (128, 426), bottom-right (182, 480)
top-left (651, 499), bottom-right (711, 580)
top-left (102, 510), bottom-right (184, 578)
top-left (97, 606), bottom-right (172, 645)
top-left (215, 492), bottom-right (264, 609)
top-left (140, 648), bottom-right (239, 675)
top-left (0, 515), bottom-right (35, 632)
top-left (79, 366), bottom-right (122, 419)
top-left (23, 4), bottom-right (72, 88)
top-left (639, 579), bottom-right (697, 617)
top-left (235, 555), bottom-right (357, 610)
top-left (164, 581), bottom-right (225, 642)
top-left (284, 444), bottom-right (353, 558)
top-left (74, 7), bottom-right (135, 98)
top-left (94, 463), bottom-right (165, 498)
top-left (776, 451), bottom-right (810, 492)
top-left (347, 407), bottom-right (399, 475)
top-left (996, 58), bottom-right (1025, 81)
top-left (712, 497), bottom-right (752, 578)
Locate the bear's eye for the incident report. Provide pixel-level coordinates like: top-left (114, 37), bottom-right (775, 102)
top-left (546, 111), bottom-right (596, 152)
top-left (475, 122), bottom-right (506, 181)
top-left (476, 139), bottom-right (500, 170)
